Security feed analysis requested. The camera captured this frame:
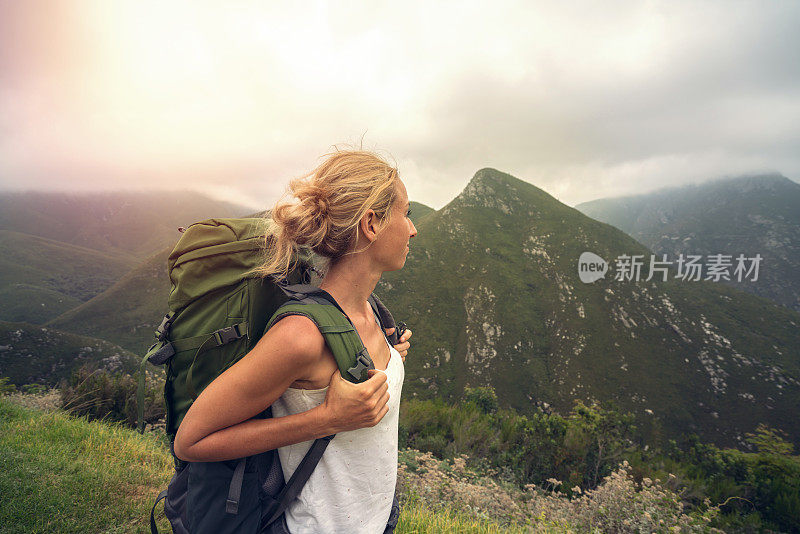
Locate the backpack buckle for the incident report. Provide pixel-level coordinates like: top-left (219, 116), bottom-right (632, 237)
top-left (347, 349), bottom-right (375, 381)
top-left (214, 323), bottom-right (245, 346)
top-left (154, 312), bottom-right (175, 341)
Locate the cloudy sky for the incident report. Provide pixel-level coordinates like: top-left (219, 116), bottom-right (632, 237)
top-left (0, 0), bottom-right (798, 210)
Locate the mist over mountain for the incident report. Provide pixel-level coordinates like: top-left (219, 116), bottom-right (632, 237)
top-left (575, 173), bottom-right (800, 312)
top-left (0, 191), bottom-right (253, 261)
top-left (0, 190), bottom-right (253, 328)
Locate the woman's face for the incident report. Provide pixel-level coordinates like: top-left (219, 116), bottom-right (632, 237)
top-left (375, 179), bottom-right (417, 272)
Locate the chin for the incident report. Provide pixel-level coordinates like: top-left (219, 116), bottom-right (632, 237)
top-left (384, 258), bottom-right (406, 272)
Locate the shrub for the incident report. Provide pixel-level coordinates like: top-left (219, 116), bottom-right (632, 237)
top-left (22, 383), bottom-right (48, 395)
top-left (0, 376), bottom-right (16, 395)
top-left (397, 450), bottom-right (723, 532)
top-left (463, 386), bottom-right (499, 414)
top-left (60, 364), bottom-right (164, 428)
top-left (400, 397), bottom-right (637, 490)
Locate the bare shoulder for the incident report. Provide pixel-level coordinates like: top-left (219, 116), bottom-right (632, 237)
top-left (256, 313), bottom-right (326, 367)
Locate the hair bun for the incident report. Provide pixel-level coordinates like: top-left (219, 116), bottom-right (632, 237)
top-left (303, 185), bottom-right (330, 217)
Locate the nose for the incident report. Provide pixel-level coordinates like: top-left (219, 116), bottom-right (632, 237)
top-left (408, 219), bottom-right (417, 238)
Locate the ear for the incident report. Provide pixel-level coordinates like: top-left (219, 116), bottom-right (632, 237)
top-left (359, 209), bottom-right (380, 243)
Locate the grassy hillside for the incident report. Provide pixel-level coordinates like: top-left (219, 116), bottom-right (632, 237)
top-left (0, 230), bottom-right (135, 323)
top-left (47, 247), bottom-right (172, 355)
top-left (0, 284), bottom-right (82, 326)
top-left (2, 395), bottom-right (734, 533)
top-left (0, 398), bottom-right (174, 533)
top-left (410, 201), bottom-right (436, 225)
top-left (0, 322), bottom-right (139, 387)
top-left (0, 398), bottom-right (526, 533)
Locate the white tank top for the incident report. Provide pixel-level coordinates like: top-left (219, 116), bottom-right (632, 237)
top-left (270, 316), bottom-right (405, 534)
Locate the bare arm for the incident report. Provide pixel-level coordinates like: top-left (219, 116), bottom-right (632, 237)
top-left (173, 315), bottom-right (390, 462)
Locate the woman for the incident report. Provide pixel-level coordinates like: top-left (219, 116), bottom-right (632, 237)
top-left (174, 149), bottom-right (417, 533)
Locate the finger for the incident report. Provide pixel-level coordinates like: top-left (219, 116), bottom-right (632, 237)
top-left (402, 329), bottom-right (413, 341)
top-left (371, 380), bottom-right (388, 402)
top-left (376, 389), bottom-right (390, 409)
top-left (375, 402), bottom-right (390, 423)
top-left (385, 327), bottom-right (396, 336)
top-left (365, 369), bottom-right (388, 390)
top-left (392, 343), bottom-right (410, 355)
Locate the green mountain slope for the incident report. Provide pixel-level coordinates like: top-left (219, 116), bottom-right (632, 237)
top-left (574, 173), bottom-right (800, 312)
top-left (0, 230), bottom-right (135, 323)
top-left (47, 247), bottom-right (172, 355)
top-left (378, 168), bottom-right (800, 448)
top-left (0, 322), bottom-right (139, 386)
top-left (410, 201), bottom-right (435, 225)
top-left (0, 285), bottom-right (82, 325)
top-left (0, 191), bottom-right (253, 260)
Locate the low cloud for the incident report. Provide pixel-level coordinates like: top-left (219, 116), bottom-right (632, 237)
top-left (0, 1), bottom-right (798, 209)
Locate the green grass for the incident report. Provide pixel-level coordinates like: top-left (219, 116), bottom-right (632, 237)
top-left (396, 494), bottom-right (531, 534)
top-left (0, 398), bottom-right (173, 534)
top-left (0, 398), bottom-right (521, 533)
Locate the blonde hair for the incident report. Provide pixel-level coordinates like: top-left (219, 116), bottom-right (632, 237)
top-left (257, 149), bottom-right (399, 280)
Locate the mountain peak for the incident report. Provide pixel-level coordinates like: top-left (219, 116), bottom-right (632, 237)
top-left (470, 168), bottom-right (525, 188)
top-left (451, 168), bottom-right (562, 216)
top-left (721, 172), bottom-right (796, 193)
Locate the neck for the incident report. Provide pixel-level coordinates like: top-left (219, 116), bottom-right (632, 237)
top-left (318, 254), bottom-right (382, 321)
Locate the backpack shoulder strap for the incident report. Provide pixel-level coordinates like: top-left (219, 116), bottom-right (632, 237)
top-left (266, 286), bottom-right (376, 383)
top-left (367, 293), bottom-right (399, 345)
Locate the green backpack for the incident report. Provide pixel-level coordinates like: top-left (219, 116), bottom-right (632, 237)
top-left (138, 218), bottom-right (402, 534)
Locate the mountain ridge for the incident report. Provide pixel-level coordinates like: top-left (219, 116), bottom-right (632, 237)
top-left (0, 190), bottom-right (254, 260)
top-left (379, 168), bottom-right (800, 448)
top-left (575, 172), bottom-right (800, 311)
